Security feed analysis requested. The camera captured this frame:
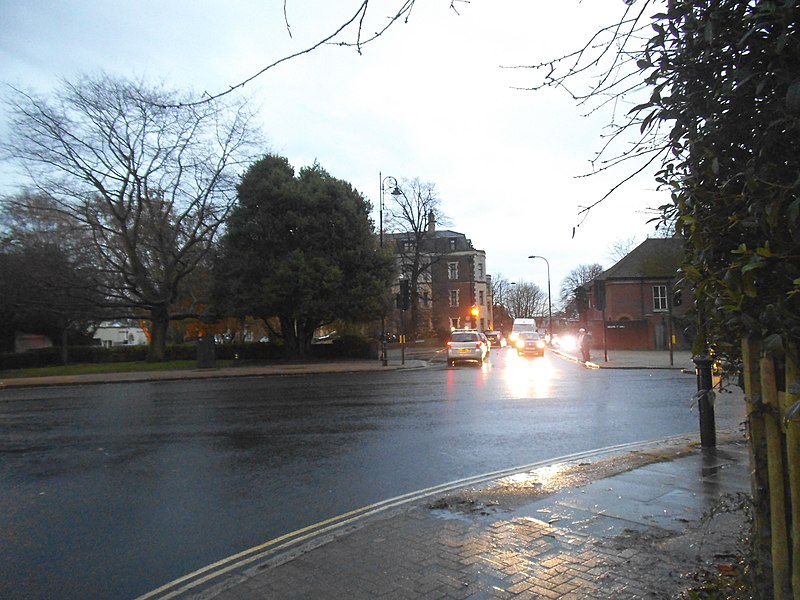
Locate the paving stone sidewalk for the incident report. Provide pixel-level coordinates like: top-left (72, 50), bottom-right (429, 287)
top-left (183, 434), bottom-right (750, 600)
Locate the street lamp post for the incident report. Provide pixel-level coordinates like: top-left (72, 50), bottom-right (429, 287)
top-left (379, 173), bottom-right (401, 366)
top-left (528, 255), bottom-right (552, 343)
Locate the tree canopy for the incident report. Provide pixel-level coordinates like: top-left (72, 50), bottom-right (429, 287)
top-left (641, 0), bottom-right (800, 356)
top-left (2, 75), bottom-right (259, 360)
top-left (0, 192), bottom-right (102, 355)
top-left (214, 154), bottom-right (395, 356)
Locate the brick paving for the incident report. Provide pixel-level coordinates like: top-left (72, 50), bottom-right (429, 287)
top-left (192, 436), bottom-right (750, 600)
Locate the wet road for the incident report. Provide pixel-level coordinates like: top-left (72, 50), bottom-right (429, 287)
top-left (0, 350), bottom-right (746, 599)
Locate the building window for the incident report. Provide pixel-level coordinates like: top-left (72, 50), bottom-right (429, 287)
top-left (448, 262), bottom-right (458, 280)
top-left (403, 241), bottom-right (414, 252)
top-left (477, 262), bottom-right (484, 278)
top-left (449, 290), bottom-right (459, 307)
top-left (479, 290), bottom-right (484, 305)
top-left (653, 285), bottom-right (668, 312)
top-left (450, 317), bottom-right (460, 329)
top-left (449, 239), bottom-right (456, 251)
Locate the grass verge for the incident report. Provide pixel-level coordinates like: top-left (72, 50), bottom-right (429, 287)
top-left (1, 360), bottom-right (235, 379)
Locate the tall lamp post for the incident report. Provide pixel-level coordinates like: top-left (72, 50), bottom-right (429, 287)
top-left (528, 255), bottom-right (552, 343)
top-left (379, 173), bottom-right (401, 366)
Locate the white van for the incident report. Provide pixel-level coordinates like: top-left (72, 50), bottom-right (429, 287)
top-left (509, 318), bottom-right (538, 345)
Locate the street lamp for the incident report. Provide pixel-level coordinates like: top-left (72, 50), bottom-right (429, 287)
top-left (528, 255), bottom-right (552, 343)
top-left (379, 173), bottom-right (402, 366)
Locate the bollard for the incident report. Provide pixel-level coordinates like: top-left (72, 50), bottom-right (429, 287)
top-left (693, 355), bottom-right (716, 447)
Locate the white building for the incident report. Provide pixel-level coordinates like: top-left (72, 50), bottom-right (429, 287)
top-left (93, 321), bottom-right (149, 347)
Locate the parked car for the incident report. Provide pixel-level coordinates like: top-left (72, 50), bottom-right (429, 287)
top-left (312, 331), bottom-right (339, 344)
top-left (515, 331), bottom-right (546, 357)
top-left (484, 330), bottom-right (507, 348)
top-left (446, 329), bottom-right (489, 366)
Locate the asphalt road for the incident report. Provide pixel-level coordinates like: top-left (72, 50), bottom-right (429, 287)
top-left (0, 349), bottom-right (746, 599)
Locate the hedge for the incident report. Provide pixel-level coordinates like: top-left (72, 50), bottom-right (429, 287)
top-left (0, 335), bottom-right (374, 371)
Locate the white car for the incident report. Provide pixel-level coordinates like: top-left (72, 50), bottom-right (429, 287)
top-left (447, 330), bottom-right (489, 366)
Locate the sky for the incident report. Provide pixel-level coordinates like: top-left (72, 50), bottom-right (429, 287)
top-left (0, 0), bottom-right (668, 303)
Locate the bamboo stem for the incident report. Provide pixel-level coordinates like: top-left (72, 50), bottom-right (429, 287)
top-left (743, 337), bottom-right (773, 594)
top-left (784, 344), bottom-right (800, 597)
top-left (761, 352), bottom-right (791, 598)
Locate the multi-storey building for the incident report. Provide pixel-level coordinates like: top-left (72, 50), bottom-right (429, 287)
top-left (386, 214), bottom-right (492, 338)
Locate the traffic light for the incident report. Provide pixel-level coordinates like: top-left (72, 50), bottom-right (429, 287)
top-left (399, 279), bottom-right (411, 310)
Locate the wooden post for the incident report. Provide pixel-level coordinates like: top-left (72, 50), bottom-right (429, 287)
top-left (761, 352), bottom-right (791, 598)
top-left (742, 337), bottom-right (773, 596)
top-left (784, 344), bottom-right (800, 597)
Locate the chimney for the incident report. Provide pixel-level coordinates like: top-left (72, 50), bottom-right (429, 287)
top-left (427, 209), bottom-right (436, 233)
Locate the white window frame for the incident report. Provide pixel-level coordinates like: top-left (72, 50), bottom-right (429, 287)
top-left (449, 289), bottom-right (459, 307)
top-left (653, 285), bottom-right (668, 312)
top-left (448, 262), bottom-right (458, 280)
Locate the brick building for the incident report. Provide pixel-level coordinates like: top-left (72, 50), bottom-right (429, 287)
top-left (579, 237), bottom-right (692, 351)
top-left (386, 217), bottom-right (492, 338)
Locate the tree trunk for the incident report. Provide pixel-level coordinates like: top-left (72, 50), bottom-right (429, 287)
top-left (60, 325), bottom-right (69, 365)
top-left (280, 316), bottom-right (302, 358)
top-left (147, 306), bottom-right (170, 362)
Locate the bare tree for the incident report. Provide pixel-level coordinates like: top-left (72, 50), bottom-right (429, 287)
top-left (173, 1), bottom-right (468, 105)
top-left (2, 75), bottom-right (260, 360)
top-left (385, 177), bottom-right (450, 337)
top-left (559, 264), bottom-right (604, 319)
top-left (606, 237), bottom-right (639, 263)
top-left (506, 280), bottom-right (545, 321)
top-left (491, 274), bottom-right (514, 310)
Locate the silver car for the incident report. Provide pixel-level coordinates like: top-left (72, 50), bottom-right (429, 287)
top-left (447, 330), bottom-right (489, 366)
top-left (515, 331), bottom-right (546, 357)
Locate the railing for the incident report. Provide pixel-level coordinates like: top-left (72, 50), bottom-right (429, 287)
top-left (742, 337), bottom-right (800, 599)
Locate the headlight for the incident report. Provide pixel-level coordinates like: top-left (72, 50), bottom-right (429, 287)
top-left (516, 339), bottom-right (525, 349)
top-left (536, 340), bottom-right (545, 349)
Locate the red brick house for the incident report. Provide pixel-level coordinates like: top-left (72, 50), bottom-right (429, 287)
top-left (579, 237), bottom-right (692, 351)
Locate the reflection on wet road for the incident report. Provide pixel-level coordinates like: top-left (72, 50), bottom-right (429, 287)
top-left (0, 349), bottom-right (746, 599)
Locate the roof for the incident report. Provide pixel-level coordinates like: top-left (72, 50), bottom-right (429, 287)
top-left (596, 237), bottom-right (684, 281)
top-left (385, 229), bottom-right (465, 239)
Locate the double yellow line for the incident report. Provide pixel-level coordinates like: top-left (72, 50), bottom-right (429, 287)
top-left (136, 436), bottom-right (688, 599)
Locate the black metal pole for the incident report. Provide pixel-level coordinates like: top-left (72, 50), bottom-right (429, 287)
top-left (379, 173), bottom-right (388, 366)
top-left (693, 355), bottom-right (716, 447)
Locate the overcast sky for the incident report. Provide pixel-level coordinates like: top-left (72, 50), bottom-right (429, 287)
top-left (0, 0), bottom-right (666, 300)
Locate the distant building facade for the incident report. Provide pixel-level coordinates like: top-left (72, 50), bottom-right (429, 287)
top-left (579, 237), bottom-right (693, 351)
top-left (386, 214), bottom-right (492, 337)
